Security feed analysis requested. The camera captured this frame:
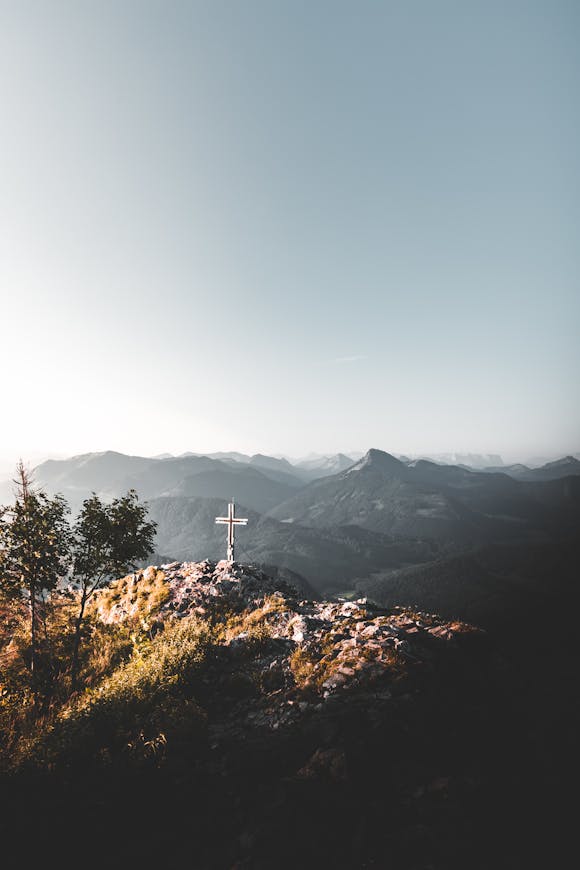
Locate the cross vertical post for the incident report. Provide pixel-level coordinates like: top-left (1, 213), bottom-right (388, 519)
top-left (215, 500), bottom-right (248, 562)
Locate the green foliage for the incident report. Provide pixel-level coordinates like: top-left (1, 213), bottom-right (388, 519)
top-left (0, 467), bottom-right (71, 602)
top-left (0, 463), bottom-right (71, 677)
top-left (71, 489), bottom-right (157, 599)
top-left (0, 461), bottom-right (158, 703)
top-left (0, 462), bottom-right (164, 774)
top-left (104, 489), bottom-right (157, 578)
top-left (69, 489), bottom-right (157, 689)
top-left (70, 494), bottom-right (113, 587)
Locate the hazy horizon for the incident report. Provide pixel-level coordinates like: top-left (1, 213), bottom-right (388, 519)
top-left (2, 2), bottom-right (578, 470)
top-left (0, 443), bottom-right (577, 480)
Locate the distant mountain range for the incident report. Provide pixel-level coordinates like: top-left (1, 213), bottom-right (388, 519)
top-left (401, 452), bottom-right (505, 468)
top-left (22, 447), bottom-right (580, 511)
top-left (268, 448), bottom-right (580, 543)
top-left (0, 446), bottom-right (578, 608)
top-left (24, 451), bottom-right (308, 514)
top-left (481, 455), bottom-right (580, 481)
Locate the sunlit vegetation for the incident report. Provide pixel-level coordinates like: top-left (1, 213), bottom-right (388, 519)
top-left (0, 463), bottom-right (159, 769)
top-left (289, 629), bottom-right (404, 691)
top-left (96, 566), bottom-right (171, 626)
top-left (0, 468), bottom-right (285, 776)
top-left (218, 593), bottom-right (288, 640)
top-left (10, 619), bottom-right (213, 772)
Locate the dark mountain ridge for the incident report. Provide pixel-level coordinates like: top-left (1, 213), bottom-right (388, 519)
top-left (166, 466), bottom-right (295, 513)
top-left (484, 454), bottom-right (580, 481)
top-left (268, 448), bottom-right (580, 544)
top-left (146, 495), bottom-right (437, 594)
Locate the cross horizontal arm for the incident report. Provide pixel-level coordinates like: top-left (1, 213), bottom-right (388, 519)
top-left (215, 518), bottom-right (248, 525)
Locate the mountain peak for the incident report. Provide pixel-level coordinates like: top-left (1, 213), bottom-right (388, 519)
top-left (249, 454), bottom-right (295, 472)
top-left (545, 455), bottom-right (579, 469)
top-left (353, 448), bottom-right (406, 474)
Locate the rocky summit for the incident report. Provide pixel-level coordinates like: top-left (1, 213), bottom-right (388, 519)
top-left (97, 558), bottom-right (486, 713)
top-left (3, 560), bottom-right (571, 869)
top-left (83, 561), bottom-right (535, 868)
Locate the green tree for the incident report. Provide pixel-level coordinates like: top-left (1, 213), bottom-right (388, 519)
top-left (0, 462), bottom-right (71, 675)
top-left (70, 489), bottom-right (156, 691)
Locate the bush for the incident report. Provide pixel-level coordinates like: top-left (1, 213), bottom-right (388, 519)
top-left (10, 619), bottom-right (214, 772)
top-left (289, 646), bottom-right (319, 688)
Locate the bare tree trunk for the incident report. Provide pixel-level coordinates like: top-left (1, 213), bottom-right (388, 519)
top-left (70, 589), bottom-right (88, 693)
top-left (39, 592), bottom-right (50, 641)
top-left (18, 461), bottom-right (37, 675)
top-left (30, 581), bottom-right (36, 675)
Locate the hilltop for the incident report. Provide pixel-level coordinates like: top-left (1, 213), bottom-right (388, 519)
top-left (1, 559), bottom-right (574, 868)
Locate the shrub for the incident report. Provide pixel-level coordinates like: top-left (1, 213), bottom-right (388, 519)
top-left (220, 594), bottom-right (288, 642)
top-left (289, 646), bottom-right (319, 688)
top-left (10, 618), bottom-right (213, 772)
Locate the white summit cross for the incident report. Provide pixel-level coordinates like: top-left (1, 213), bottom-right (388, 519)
top-left (215, 500), bottom-right (248, 562)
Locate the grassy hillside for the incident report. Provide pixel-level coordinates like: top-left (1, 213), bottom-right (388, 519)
top-left (0, 559), bottom-right (576, 868)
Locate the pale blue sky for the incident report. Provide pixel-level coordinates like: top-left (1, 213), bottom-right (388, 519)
top-left (0, 0), bottom-right (578, 466)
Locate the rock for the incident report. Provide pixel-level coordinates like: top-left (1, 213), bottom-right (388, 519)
top-left (262, 663), bottom-right (285, 692)
top-left (288, 616), bottom-right (308, 642)
top-left (428, 626), bottom-right (451, 640)
top-left (297, 747), bottom-right (348, 782)
top-left (141, 565), bottom-right (158, 582)
top-left (322, 673), bottom-right (349, 692)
